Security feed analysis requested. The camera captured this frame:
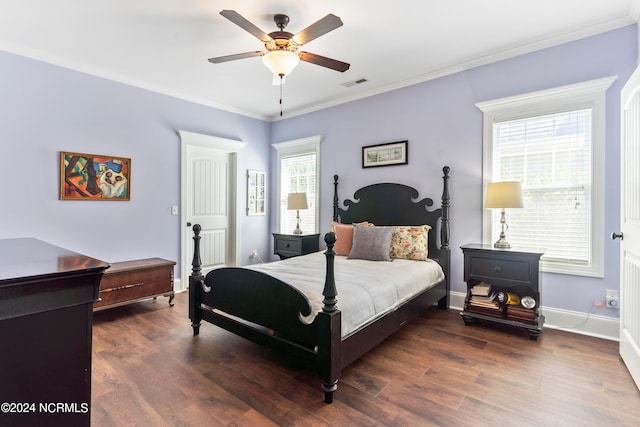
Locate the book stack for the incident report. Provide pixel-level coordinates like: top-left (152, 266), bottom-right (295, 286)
top-left (506, 305), bottom-right (536, 323)
top-left (467, 282), bottom-right (503, 317)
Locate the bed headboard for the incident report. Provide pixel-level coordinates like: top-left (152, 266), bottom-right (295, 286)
top-left (332, 166), bottom-right (450, 257)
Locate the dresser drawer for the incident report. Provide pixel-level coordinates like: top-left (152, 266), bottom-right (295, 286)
top-left (469, 256), bottom-right (531, 282)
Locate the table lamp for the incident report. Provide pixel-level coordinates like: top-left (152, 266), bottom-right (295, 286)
top-left (287, 192), bottom-right (308, 234)
top-left (485, 181), bottom-right (524, 248)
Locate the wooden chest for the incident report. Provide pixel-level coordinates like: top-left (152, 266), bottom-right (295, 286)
top-left (94, 257), bottom-right (176, 311)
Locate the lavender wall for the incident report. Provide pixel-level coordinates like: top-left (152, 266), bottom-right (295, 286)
top-left (0, 51), bottom-right (272, 277)
top-left (0, 24), bottom-right (635, 318)
top-left (271, 25), bottom-right (638, 317)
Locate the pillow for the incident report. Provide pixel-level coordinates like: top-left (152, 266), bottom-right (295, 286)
top-left (348, 224), bottom-right (395, 261)
top-left (389, 225), bottom-right (431, 261)
top-left (331, 221), bottom-right (370, 256)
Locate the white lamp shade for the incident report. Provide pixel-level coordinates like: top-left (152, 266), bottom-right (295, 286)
top-left (485, 181), bottom-right (524, 209)
top-left (262, 51), bottom-right (300, 77)
top-left (287, 192), bottom-right (308, 210)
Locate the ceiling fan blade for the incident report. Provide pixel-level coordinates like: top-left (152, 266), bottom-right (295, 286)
top-left (293, 14), bottom-right (343, 45)
top-left (208, 51), bottom-right (265, 64)
top-left (220, 10), bottom-right (271, 42)
top-left (299, 51), bottom-right (350, 72)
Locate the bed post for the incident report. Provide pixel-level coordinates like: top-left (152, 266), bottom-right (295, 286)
top-left (441, 166), bottom-right (450, 249)
top-left (439, 166), bottom-right (451, 309)
top-left (317, 231), bottom-right (342, 403)
top-left (189, 224), bottom-right (204, 335)
top-left (332, 175), bottom-right (339, 222)
top-left (322, 232), bottom-right (338, 312)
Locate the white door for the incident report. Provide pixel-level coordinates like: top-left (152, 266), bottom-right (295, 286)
top-left (188, 147), bottom-right (231, 268)
top-left (179, 131), bottom-right (246, 291)
top-left (619, 67), bottom-right (640, 390)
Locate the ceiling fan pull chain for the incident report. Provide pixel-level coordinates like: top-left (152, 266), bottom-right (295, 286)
top-left (279, 74), bottom-right (284, 116)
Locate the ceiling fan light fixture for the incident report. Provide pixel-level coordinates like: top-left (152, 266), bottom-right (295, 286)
top-left (262, 50), bottom-right (300, 78)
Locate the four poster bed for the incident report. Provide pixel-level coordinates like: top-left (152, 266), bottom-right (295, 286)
top-left (188, 166), bottom-right (451, 403)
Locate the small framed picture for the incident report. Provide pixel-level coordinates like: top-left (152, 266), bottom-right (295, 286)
top-left (362, 140), bottom-right (408, 168)
top-left (247, 170), bottom-right (266, 215)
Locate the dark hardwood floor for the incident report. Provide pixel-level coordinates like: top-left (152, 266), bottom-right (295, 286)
top-left (91, 292), bottom-right (640, 426)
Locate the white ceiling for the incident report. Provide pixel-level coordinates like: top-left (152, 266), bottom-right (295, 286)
top-left (1, 1), bottom-right (638, 121)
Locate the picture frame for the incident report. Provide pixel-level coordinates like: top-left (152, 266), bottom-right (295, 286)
top-left (60, 151), bottom-right (131, 200)
top-left (247, 169), bottom-right (266, 215)
top-left (362, 140), bottom-right (408, 168)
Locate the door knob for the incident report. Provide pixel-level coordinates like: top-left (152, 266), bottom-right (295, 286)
top-left (612, 232), bottom-right (623, 240)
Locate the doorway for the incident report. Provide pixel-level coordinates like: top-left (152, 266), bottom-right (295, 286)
top-left (178, 130), bottom-right (246, 291)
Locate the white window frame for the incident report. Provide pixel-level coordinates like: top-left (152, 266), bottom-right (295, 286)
top-left (477, 76), bottom-right (616, 277)
top-left (272, 135), bottom-right (323, 234)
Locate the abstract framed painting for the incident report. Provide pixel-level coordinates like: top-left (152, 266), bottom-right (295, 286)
top-left (60, 151), bottom-right (131, 200)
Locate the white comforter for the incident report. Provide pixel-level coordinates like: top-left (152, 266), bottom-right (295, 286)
top-left (246, 252), bottom-right (444, 337)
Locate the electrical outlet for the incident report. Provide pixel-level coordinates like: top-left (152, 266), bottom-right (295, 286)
top-left (251, 250), bottom-right (258, 258)
top-left (606, 289), bottom-right (619, 309)
top-left (171, 205), bottom-right (178, 215)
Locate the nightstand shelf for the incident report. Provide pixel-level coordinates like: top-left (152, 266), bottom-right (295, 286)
top-left (273, 233), bottom-right (320, 259)
top-left (461, 243), bottom-right (545, 340)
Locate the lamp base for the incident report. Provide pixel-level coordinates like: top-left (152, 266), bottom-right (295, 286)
top-left (292, 209), bottom-right (303, 234)
top-left (494, 209), bottom-right (511, 248)
top-left (493, 237), bottom-right (511, 249)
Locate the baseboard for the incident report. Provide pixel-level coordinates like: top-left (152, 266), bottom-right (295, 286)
top-left (541, 307), bottom-right (619, 341)
top-left (447, 291), bottom-right (467, 312)
top-left (174, 278), bottom-right (186, 293)
top-left (448, 291), bottom-right (619, 341)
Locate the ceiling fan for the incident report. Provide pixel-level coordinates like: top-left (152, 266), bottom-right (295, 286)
top-left (208, 10), bottom-right (350, 78)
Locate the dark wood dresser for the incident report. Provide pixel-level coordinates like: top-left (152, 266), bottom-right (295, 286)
top-left (0, 238), bottom-right (109, 427)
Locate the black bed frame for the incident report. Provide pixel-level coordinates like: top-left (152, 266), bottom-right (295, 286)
top-left (188, 166), bottom-right (451, 403)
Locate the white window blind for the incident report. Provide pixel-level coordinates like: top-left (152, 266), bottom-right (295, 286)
top-left (280, 152), bottom-right (317, 234)
top-left (492, 109), bottom-right (592, 264)
top-left (478, 77), bottom-right (615, 277)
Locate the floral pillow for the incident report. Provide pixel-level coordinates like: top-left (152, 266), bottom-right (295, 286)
top-left (389, 225), bottom-right (431, 261)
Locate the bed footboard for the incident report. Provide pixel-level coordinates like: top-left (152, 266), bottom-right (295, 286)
top-left (204, 267), bottom-right (318, 343)
top-left (189, 225), bottom-right (319, 347)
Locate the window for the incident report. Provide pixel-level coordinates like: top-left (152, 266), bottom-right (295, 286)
top-left (272, 136), bottom-right (322, 234)
top-left (477, 77), bottom-right (616, 277)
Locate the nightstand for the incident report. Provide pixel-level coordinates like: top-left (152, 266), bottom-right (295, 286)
top-left (273, 233), bottom-right (320, 259)
top-left (461, 243), bottom-right (545, 340)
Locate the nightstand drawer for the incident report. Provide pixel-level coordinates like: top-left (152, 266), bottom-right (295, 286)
top-left (273, 233), bottom-right (320, 259)
top-left (469, 257), bottom-right (531, 282)
top-left (275, 238), bottom-right (301, 254)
